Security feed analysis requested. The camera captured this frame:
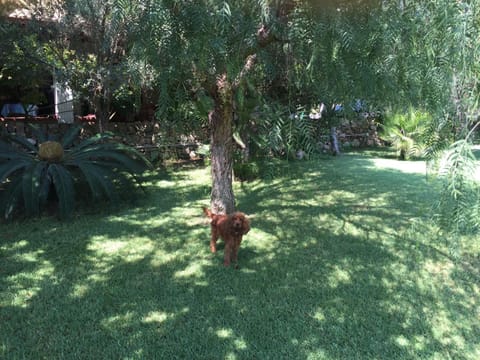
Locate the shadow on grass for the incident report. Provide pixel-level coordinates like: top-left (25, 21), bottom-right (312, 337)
top-left (1, 155), bottom-right (478, 359)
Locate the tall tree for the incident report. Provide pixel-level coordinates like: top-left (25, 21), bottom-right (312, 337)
top-left (142, 0), bottom-right (295, 214)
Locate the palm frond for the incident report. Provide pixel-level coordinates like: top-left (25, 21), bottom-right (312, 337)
top-left (27, 124), bottom-right (47, 143)
top-left (0, 175), bottom-right (23, 220)
top-left (66, 133), bottom-right (109, 153)
top-left (1, 133), bottom-right (38, 153)
top-left (21, 161), bottom-right (48, 217)
top-left (48, 163), bottom-right (75, 219)
top-left (66, 145), bottom-right (150, 174)
top-left (62, 125), bottom-right (83, 148)
top-left (0, 123), bottom-right (150, 220)
top-left (0, 159), bottom-right (31, 183)
top-left (75, 162), bottom-right (117, 201)
top-left (0, 141), bottom-right (35, 162)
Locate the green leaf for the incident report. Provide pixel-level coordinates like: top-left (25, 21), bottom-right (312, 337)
top-left (3, 133), bottom-right (38, 153)
top-left (27, 124), bottom-right (47, 143)
top-left (75, 162), bottom-right (117, 201)
top-left (0, 159), bottom-right (31, 184)
top-left (66, 143), bottom-right (150, 174)
top-left (22, 161), bottom-right (48, 217)
top-left (0, 140), bottom-right (36, 161)
top-left (64, 133), bottom-right (106, 154)
top-left (62, 125), bottom-right (83, 148)
top-left (48, 164), bottom-right (75, 219)
top-left (0, 175), bottom-right (23, 220)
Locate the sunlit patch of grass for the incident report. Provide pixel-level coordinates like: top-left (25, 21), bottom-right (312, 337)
top-left (174, 258), bottom-right (211, 280)
top-left (142, 310), bottom-right (170, 324)
top-left (369, 157), bottom-right (427, 174)
top-left (1, 249), bottom-right (55, 308)
top-left (89, 237), bottom-right (155, 263)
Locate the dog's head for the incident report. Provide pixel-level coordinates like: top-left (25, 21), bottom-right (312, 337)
top-left (231, 212), bottom-right (250, 235)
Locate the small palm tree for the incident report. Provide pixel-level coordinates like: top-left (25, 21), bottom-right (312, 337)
top-left (380, 108), bottom-right (430, 160)
top-left (0, 125), bottom-right (151, 219)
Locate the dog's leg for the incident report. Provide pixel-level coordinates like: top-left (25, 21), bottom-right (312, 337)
top-left (231, 248), bottom-right (239, 269)
top-left (223, 242), bottom-right (232, 267)
top-left (231, 239), bottom-right (239, 263)
top-left (210, 227), bottom-right (218, 253)
top-left (231, 238), bottom-right (242, 267)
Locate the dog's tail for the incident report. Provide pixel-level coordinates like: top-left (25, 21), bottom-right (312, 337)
top-left (202, 207), bottom-right (213, 218)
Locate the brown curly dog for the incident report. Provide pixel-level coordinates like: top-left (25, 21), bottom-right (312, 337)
top-left (203, 207), bottom-right (250, 267)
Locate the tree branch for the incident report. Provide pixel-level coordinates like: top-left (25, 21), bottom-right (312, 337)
top-left (232, 1), bottom-right (297, 87)
top-left (232, 54), bottom-right (257, 90)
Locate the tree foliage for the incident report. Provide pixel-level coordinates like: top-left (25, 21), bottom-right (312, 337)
top-left (138, 0), bottom-right (295, 213)
top-left (248, 103), bottom-right (316, 159)
top-left (26, 0), bottom-right (153, 131)
top-left (2, 0), bottom-right (480, 239)
top-left (140, 1), bottom-right (271, 125)
top-left (432, 137), bottom-right (480, 256)
top-left (380, 0), bottom-right (480, 243)
top-left (286, 2), bottom-right (384, 106)
top-left (0, 19), bottom-right (51, 107)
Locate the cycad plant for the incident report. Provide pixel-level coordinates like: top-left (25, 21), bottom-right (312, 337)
top-left (0, 125), bottom-right (151, 219)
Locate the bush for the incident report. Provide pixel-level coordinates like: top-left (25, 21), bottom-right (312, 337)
top-left (233, 161), bottom-right (260, 182)
top-left (0, 125), bottom-right (151, 220)
top-left (249, 103), bottom-right (317, 160)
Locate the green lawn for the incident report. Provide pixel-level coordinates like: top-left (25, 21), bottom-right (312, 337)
top-left (1, 153), bottom-right (479, 359)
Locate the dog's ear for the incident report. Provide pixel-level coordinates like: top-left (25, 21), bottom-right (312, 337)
top-left (242, 216), bottom-right (250, 234)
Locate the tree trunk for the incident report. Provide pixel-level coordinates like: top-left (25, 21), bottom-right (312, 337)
top-left (330, 126), bottom-right (341, 155)
top-left (209, 94), bottom-right (235, 215)
top-left (94, 99), bottom-right (107, 133)
top-left (93, 87), bottom-right (111, 133)
top-left (206, 54), bottom-right (260, 215)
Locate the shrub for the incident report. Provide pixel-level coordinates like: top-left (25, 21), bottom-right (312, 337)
top-left (233, 161), bottom-right (260, 182)
top-left (0, 125), bottom-right (151, 220)
top-left (250, 103), bottom-right (317, 160)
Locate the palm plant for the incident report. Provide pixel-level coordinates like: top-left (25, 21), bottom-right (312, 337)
top-left (380, 108), bottom-right (430, 160)
top-left (0, 125), bottom-right (151, 219)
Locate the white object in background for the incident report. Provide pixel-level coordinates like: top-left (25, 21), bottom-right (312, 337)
top-left (53, 76), bottom-right (74, 123)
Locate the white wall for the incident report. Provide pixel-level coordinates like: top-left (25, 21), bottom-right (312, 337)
top-left (53, 76), bottom-right (74, 123)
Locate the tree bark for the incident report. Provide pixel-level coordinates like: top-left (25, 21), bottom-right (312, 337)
top-left (94, 96), bottom-right (109, 133)
top-left (205, 13), bottom-right (288, 214)
top-left (330, 126), bottom-right (341, 155)
top-left (209, 75), bottom-right (235, 215)
top-left (93, 81), bottom-right (112, 134)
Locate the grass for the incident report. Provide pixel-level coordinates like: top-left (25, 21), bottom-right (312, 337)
top-left (1, 153), bottom-right (479, 359)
